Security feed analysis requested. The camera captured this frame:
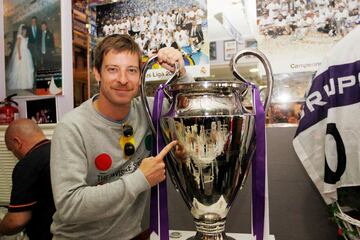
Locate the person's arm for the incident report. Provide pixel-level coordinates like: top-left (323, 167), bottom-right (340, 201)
top-left (50, 121), bottom-right (150, 224)
top-left (157, 46), bottom-right (186, 76)
top-left (156, 47), bottom-right (194, 82)
top-left (2, 151), bottom-right (39, 237)
top-left (0, 211), bottom-right (31, 236)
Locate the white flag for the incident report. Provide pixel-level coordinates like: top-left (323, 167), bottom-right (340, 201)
top-left (293, 26), bottom-right (360, 204)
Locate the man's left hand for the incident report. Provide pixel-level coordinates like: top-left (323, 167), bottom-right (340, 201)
top-left (157, 47), bottom-right (186, 77)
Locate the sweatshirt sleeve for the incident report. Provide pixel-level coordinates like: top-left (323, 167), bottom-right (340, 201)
top-left (50, 121), bottom-right (150, 224)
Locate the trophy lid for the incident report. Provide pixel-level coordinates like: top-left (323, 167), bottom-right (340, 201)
top-left (165, 81), bottom-right (248, 94)
top-left (163, 80), bottom-right (253, 118)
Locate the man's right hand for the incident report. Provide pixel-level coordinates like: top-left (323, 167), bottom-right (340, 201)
top-left (139, 141), bottom-right (177, 187)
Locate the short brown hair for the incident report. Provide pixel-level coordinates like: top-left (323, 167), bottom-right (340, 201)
top-left (93, 34), bottom-right (142, 72)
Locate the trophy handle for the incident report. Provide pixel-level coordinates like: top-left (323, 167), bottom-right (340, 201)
top-left (230, 48), bottom-right (274, 113)
top-left (140, 56), bottom-right (186, 197)
top-left (140, 55), bottom-right (180, 135)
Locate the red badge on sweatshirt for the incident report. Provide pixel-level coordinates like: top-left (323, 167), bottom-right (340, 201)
top-left (95, 153), bottom-right (112, 171)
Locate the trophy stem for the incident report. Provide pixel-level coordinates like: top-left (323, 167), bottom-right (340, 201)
top-left (186, 219), bottom-right (235, 240)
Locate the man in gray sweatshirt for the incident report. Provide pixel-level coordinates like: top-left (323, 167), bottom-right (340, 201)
top-left (50, 34), bottom-right (189, 239)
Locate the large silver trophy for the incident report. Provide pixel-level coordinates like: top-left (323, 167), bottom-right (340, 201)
top-left (140, 49), bottom-right (273, 240)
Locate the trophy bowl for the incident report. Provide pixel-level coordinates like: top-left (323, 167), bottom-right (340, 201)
top-left (141, 49), bottom-right (273, 240)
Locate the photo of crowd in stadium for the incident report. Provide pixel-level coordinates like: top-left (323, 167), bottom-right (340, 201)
top-left (91, 0), bottom-right (209, 79)
top-left (256, 0), bottom-right (359, 73)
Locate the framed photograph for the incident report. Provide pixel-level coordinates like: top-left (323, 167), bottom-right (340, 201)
top-left (210, 41), bottom-right (216, 60)
top-left (89, 0), bottom-right (210, 81)
top-left (256, 0), bottom-right (356, 74)
top-left (1, 0), bottom-right (63, 97)
top-left (26, 97), bottom-right (57, 124)
top-left (224, 40), bottom-right (236, 61)
top-left (245, 39), bottom-right (257, 49)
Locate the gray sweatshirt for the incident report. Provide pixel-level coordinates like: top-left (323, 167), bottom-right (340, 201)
top-left (50, 95), bottom-right (154, 239)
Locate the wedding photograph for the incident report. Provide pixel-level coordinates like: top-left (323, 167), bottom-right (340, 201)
top-left (3, 0), bottom-right (63, 96)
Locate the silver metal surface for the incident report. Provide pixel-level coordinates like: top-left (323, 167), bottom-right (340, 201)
top-left (140, 55), bottom-right (179, 135)
top-left (161, 86), bottom-right (256, 240)
top-left (140, 49), bottom-right (273, 240)
top-left (230, 48), bottom-right (274, 113)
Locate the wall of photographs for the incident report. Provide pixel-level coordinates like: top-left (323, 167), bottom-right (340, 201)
top-left (207, 0), bottom-right (358, 125)
top-left (255, 0), bottom-right (359, 125)
top-left (1, 0), bottom-right (359, 125)
top-left (203, 0), bottom-right (358, 126)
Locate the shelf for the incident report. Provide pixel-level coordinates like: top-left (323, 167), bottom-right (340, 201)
top-left (149, 230), bottom-right (275, 240)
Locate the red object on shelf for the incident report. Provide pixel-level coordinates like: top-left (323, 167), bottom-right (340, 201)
top-left (0, 94), bottom-right (19, 125)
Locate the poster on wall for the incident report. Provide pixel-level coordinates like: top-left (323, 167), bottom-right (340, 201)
top-left (90, 0), bottom-right (210, 81)
top-left (256, 0), bottom-right (359, 74)
top-left (3, 0), bottom-right (63, 96)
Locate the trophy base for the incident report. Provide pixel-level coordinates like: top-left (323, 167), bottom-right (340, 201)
top-left (186, 232), bottom-right (235, 240)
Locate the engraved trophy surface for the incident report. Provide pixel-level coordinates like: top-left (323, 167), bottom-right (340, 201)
top-left (141, 49), bottom-right (273, 240)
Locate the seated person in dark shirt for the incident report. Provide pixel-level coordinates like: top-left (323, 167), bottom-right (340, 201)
top-left (0, 119), bottom-right (55, 240)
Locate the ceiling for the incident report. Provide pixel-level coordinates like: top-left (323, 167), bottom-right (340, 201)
top-left (206, 0), bottom-right (259, 81)
top-left (207, 0), bottom-right (256, 41)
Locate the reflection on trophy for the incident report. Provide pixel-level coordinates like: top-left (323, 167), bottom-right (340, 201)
top-left (175, 120), bottom-right (228, 190)
top-left (141, 49), bottom-right (273, 240)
